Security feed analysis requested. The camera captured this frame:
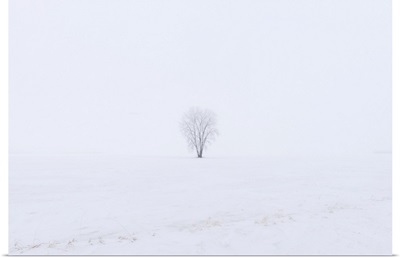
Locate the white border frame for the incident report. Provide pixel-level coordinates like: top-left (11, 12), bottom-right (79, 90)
top-left (392, 0), bottom-right (399, 255)
top-left (0, 0), bottom-right (8, 254)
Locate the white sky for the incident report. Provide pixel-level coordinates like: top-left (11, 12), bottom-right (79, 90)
top-left (9, 0), bottom-right (391, 157)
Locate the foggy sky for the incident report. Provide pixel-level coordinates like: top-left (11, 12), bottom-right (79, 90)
top-left (9, 0), bottom-right (391, 157)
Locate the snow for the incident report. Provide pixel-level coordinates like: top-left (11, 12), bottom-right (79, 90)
top-left (9, 154), bottom-right (391, 255)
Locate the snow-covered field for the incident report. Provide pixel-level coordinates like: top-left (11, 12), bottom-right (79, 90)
top-left (9, 154), bottom-right (391, 255)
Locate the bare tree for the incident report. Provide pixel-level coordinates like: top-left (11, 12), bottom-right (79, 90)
top-left (180, 107), bottom-right (219, 158)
